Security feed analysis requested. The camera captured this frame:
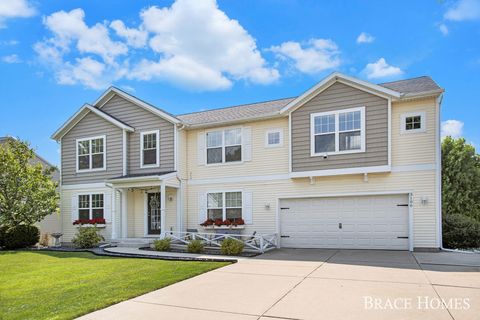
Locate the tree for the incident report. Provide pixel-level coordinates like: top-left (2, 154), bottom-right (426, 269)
top-left (0, 139), bottom-right (59, 228)
top-left (442, 137), bottom-right (480, 221)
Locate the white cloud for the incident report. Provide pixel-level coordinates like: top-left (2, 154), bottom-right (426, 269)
top-left (363, 58), bottom-right (403, 79)
top-left (441, 120), bottom-right (464, 138)
top-left (1, 54), bottom-right (21, 63)
top-left (34, 1), bottom-right (278, 91)
top-left (269, 38), bottom-right (341, 74)
top-left (356, 32), bottom-right (375, 44)
top-left (0, 0), bottom-right (36, 28)
top-left (444, 0), bottom-right (480, 21)
top-left (138, 0), bottom-right (278, 89)
top-left (56, 57), bottom-right (108, 90)
top-left (439, 23), bottom-right (449, 35)
top-left (110, 20), bottom-right (147, 48)
top-left (41, 9), bottom-right (128, 64)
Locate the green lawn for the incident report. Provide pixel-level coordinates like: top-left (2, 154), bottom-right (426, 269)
top-left (0, 251), bottom-right (229, 320)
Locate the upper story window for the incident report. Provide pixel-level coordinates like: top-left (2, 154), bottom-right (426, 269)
top-left (141, 130), bottom-right (160, 168)
top-left (207, 191), bottom-right (242, 221)
top-left (401, 112), bottom-right (426, 134)
top-left (206, 128), bottom-right (242, 164)
top-left (78, 193), bottom-right (104, 220)
top-left (77, 136), bottom-right (105, 172)
top-left (265, 129), bottom-right (283, 147)
top-left (310, 107), bottom-right (365, 156)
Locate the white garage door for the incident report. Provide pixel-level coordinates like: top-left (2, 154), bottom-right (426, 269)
top-left (279, 194), bottom-right (409, 250)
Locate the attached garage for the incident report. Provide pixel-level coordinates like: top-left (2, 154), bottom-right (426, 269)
top-left (279, 194), bottom-right (410, 250)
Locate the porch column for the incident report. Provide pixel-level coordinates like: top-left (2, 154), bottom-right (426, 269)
top-left (160, 181), bottom-right (166, 238)
top-left (121, 188), bottom-right (128, 238)
top-left (111, 187), bottom-right (117, 239)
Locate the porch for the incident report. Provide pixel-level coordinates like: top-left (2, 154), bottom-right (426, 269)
top-left (106, 172), bottom-right (182, 240)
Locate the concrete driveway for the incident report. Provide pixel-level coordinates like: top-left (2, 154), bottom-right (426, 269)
top-left (79, 249), bottom-right (480, 320)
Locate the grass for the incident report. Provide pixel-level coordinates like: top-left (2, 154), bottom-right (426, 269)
top-left (0, 251), bottom-right (229, 320)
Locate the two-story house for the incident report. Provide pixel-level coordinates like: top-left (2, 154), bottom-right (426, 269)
top-left (52, 72), bottom-right (444, 251)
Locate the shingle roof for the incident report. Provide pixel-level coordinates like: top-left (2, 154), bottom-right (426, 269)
top-left (177, 97), bottom-right (295, 126)
top-left (176, 76), bottom-right (442, 126)
top-left (379, 76), bottom-right (442, 94)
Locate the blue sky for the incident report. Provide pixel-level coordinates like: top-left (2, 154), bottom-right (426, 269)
top-left (0, 0), bottom-right (479, 165)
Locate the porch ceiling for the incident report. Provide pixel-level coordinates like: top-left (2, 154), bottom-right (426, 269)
top-left (105, 171), bottom-right (178, 188)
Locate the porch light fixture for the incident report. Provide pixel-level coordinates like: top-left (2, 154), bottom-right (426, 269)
top-left (168, 195), bottom-right (174, 202)
top-left (421, 196), bottom-right (428, 205)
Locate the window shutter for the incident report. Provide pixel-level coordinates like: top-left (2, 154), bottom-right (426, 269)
top-left (71, 194), bottom-right (78, 222)
top-left (198, 192), bottom-right (207, 224)
top-left (104, 193), bottom-right (112, 222)
top-left (243, 191), bottom-right (253, 224)
top-left (197, 131), bottom-right (205, 165)
top-left (242, 127), bottom-right (252, 161)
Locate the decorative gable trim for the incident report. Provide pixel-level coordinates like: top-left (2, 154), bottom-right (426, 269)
top-left (280, 72), bottom-right (401, 115)
top-left (51, 104), bottom-right (134, 141)
top-left (94, 87), bottom-right (181, 125)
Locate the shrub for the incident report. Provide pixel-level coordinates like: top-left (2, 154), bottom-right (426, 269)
top-left (153, 238), bottom-right (171, 251)
top-left (0, 225), bottom-right (40, 249)
top-left (187, 239), bottom-right (204, 253)
top-left (443, 213), bottom-right (480, 249)
top-left (220, 238), bottom-right (244, 255)
top-left (72, 226), bottom-right (104, 248)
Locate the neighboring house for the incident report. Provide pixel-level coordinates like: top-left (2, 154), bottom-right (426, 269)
top-left (51, 72), bottom-right (444, 251)
top-left (0, 136), bottom-right (61, 239)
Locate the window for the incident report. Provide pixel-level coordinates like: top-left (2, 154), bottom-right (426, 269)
top-left (207, 191), bottom-right (242, 221)
top-left (265, 129), bottom-right (283, 147)
top-left (401, 112), bottom-right (426, 134)
top-left (206, 128), bottom-right (242, 164)
top-left (141, 130), bottom-right (159, 167)
top-left (77, 136), bottom-right (105, 171)
top-left (78, 194), bottom-right (104, 220)
top-left (311, 107), bottom-right (365, 156)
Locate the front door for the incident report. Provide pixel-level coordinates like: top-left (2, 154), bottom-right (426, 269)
top-left (147, 192), bottom-right (161, 235)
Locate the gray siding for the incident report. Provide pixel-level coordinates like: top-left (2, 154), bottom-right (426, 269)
top-left (291, 82), bottom-right (388, 172)
top-left (61, 112), bottom-right (123, 185)
top-left (102, 95), bottom-right (175, 174)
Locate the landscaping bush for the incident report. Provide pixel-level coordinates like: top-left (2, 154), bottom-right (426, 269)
top-left (153, 238), bottom-right (171, 251)
top-left (72, 226), bottom-right (104, 248)
top-left (187, 239), bottom-right (204, 253)
top-left (0, 225), bottom-right (40, 249)
top-left (220, 238), bottom-right (244, 255)
top-left (443, 213), bottom-right (480, 249)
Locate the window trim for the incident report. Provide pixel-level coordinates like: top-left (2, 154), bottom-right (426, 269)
top-left (400, 111), bottom-right (426, 134)
top-left (77, 193), bottom-right (105, 220)
top-left (75, 135), bottom-right (106, 173)
top-left (205, 127), bottom-right (243, 166)
top-left (265, 128), bottom-right (283, 148)
top-left (140, 130), bottom-right (160, 168)
top-left (310, 107), bottom-right (366, 157)
top-left (206, 190), bottom-right (243, 221)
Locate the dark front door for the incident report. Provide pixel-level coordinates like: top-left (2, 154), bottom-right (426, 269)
top-left (147, 192), bottom-right (161, 235)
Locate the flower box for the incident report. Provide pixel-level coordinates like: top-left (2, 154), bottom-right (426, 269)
top-left (201, 225), bottom-right (245, 230)
top-left (74, 224), bottom-right (106, 228)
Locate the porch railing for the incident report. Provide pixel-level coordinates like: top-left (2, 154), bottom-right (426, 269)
top-left (162, 231), bottom-right (278, 253)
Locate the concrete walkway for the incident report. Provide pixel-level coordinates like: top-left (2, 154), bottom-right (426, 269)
top-left (79, 249), bottom-right (480, 320)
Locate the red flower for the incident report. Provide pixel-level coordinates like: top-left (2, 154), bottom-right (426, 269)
top-left (233, 218), bottom-right (245, 226)
top-left (223, 219), bottom-right (232, 226)
top-left (214, 219), bottom-right (223, 226)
